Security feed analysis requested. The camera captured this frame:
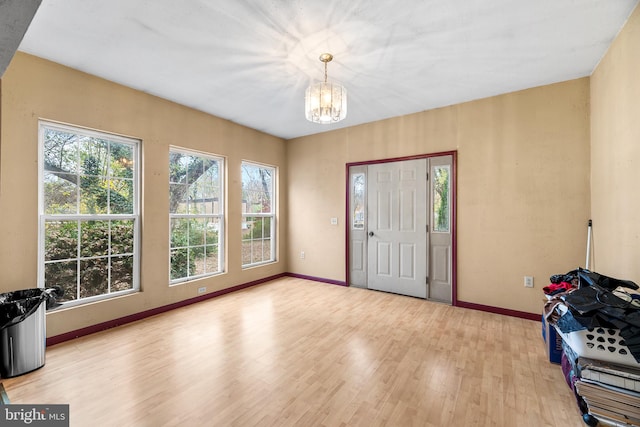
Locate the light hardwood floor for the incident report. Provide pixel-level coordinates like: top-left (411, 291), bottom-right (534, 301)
top-left (2, 277), bottom-right (583, 426)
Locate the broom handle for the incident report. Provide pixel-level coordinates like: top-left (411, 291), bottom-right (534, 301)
top-left (585, 219), bottom-right (592, 269)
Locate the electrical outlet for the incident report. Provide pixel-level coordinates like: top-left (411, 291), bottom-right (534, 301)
top-left (300, 251), bottom-right (305, 259)
top-left (524, 276), bottom-right (534, 288)
top-left (330, 217), bottom-right (338, 225)
top-left (198, 286), bottom-right (207, 294)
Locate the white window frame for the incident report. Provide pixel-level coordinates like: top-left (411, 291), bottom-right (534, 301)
top-left (169, 148), bottom-right (225, 284)
top-left (241, 161), bottom-right (276, 268)
top-left (38, 121), bottom-right (140, 308)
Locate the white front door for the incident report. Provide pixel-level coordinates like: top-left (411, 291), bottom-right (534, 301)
top-left (366, 159), bottom-right (428, 298)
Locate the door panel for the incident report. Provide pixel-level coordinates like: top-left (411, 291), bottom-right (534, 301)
top-left (376, 241), bottom-right (392, 276)
top-left (377, 190), bottom-right (392, 230)
top-left (428, 155), bottom-right (453, 303)
top-left (399, 243), bottom-right (415, 279)
top-left (351, 240), bottom-right (365, 271)
top-left (432, 246), bottom-right (449, 282)
top-left (367, 159), bottom-right (427, 298)
top-left (399, 189), bottom-right (416, 231)
top-left (348, 167), bottom-right (367, 287)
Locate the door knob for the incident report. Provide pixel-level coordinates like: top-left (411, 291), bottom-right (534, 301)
top-left (368, 231), bottom-right (374, 237)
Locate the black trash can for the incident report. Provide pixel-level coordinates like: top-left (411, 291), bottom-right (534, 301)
top-left (0, 288), bottom-right (60, 378)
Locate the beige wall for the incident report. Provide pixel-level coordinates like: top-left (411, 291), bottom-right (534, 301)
top-left (590, 5), bottom-right (640, 282)
top-left (0, 53), bottom-right (287, 336)
top-left (288, 78), bottom-right (591, 314)
top-left (0, 46), bottom-right (599, 331)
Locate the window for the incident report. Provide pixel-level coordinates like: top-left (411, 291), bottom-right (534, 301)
top-left (352, 173), bottom-right (365, 229)
top-left (39, 121), bottom-right (139, 306)
top-left (241, 162), bottom-right (275, 267)
top-left (432, 165), bottom-right (450, 232)
top-left (169, 149), bottom-right (224, 283)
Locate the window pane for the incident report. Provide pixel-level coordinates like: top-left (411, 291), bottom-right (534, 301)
top-left (205, 218), bottom-right (220, 244)
top-left (44, 172), bottom-right (78, 214)
top-left (352, 173), bottom-right (365, 230)
top-left (80, 257), bottom-right (109, 298)
top-left (252, 240), bottom-right (265, 264)
top-left (79, 175), bottom-right (109, 214)
top-left (202, 159), bottom-right (219, 199)
top-left (245, 190), bottom-right (271, 214)
top-left (262, 239), bottom-right (272, 263)
top-left (111, 220), bottom-right (134, 255)
top-left (79, 138), bottom-right (108, 177)
top-left (43, 129), bottom-right (79, 174)
top-left (169, 152), bottom-right (188, 184)
top-left (188, 186), bottom-right (204, 214)
top-left (170, 218), bottom-right (189, 248)
top-left (186, 156), bottom-right (203, 185)
top-left (189, 247), bottom-right (205, 276)
top-left (45, 260), bottom-right (77, 302)
top-left (213, 198), bottom-right (221, 215)
top-left (204, 245), bottom-right (218, 273)
top-left (109, 178), bottom-right (134, 214)
top-left (263, 217), bottom-right (271, 238)
top-left (242, 218), bottom-right (252, 240)
top-left (242, 164), bottom-right (273, 214)
top-left (170, 248), bottom-right (189, 280)
top-left (109, 143), bottom-right (134, 178)
top-left (246, 217), bottom-right (264, 239)
top-left (45, 220), bottom-right (77, 261)
top-left (169, 183), bottom-right (188, 214)
top-left (191, 197), bottom-right (219, 216)
top-left (433, 165), bottom-right (450, 233)
top-left (189, 160), bottom-right (220, 214)
top-left (111, 255), bottom-right (134, 292)
top-left (241, 241), bottom-right (253, 265)
top-left (189, 219), bottom-right (205, 246)
top-left (80, 221), bottom-right (109, 257)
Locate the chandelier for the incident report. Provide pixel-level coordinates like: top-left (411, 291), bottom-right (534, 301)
top-left (305, 53), bottom-right (347, 124)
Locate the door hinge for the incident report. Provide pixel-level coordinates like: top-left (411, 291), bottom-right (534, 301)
top-left (426, 276), bottom-right (429, 284)
top-left (426, 172), bottom-right (429, 181)
top-left (426, 224), bottom-right (429, 232)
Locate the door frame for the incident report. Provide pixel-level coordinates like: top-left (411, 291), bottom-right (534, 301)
top-left (345, 150), bottom-right (458, 305)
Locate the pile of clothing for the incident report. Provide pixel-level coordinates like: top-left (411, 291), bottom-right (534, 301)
top-left (544, 268), bottom-right (640, 363)
top-left (545, 269), bottom-right (640, 426)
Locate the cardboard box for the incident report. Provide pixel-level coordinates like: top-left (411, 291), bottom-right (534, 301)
top-left (542, 314), bottom-right (563, 364)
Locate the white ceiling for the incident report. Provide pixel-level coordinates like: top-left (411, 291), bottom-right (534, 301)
top-left (16, 0), bottom-right (639, 140)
